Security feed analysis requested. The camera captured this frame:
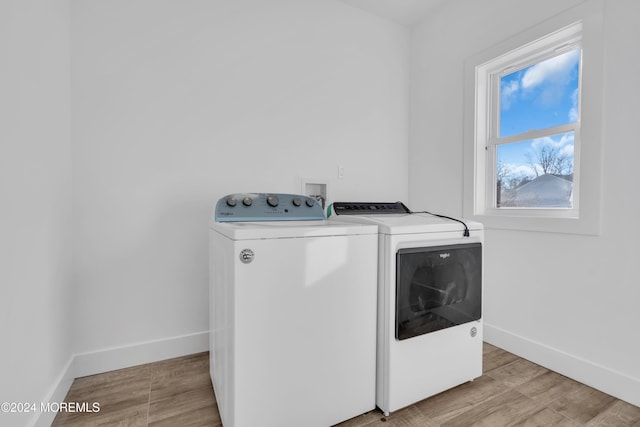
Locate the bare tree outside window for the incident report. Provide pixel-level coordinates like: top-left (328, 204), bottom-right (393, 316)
top-left (525, 145), bottom-right (572, 177)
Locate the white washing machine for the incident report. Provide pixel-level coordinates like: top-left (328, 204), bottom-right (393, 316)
top-left (328, 202), bottom-right (483, 415)
top-left (209, 193), bottom-right (378, 427)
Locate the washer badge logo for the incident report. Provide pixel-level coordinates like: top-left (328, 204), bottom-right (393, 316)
top-left (239, 249), bottom-right (254, 264)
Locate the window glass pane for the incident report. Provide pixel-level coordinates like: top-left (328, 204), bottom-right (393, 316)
top-left (496, 132), bottom-right (574, 208)
top-left (500, 48), bottom-right (580, 137)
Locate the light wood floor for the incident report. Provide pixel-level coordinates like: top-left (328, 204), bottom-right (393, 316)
top-left (52, 343), bottom-right (640, 426)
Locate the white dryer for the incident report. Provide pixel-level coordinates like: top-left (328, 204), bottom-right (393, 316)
top-left (209, 193), bottom-right (378, 427)
top-left (329, 202), bottom-right (483, 416)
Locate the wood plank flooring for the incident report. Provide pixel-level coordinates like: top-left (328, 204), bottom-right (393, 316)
top-left (52, 343), bottom-right (640, 426)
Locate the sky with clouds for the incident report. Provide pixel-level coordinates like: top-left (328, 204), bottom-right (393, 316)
top-left (497, 48), bottom-right (580, 178)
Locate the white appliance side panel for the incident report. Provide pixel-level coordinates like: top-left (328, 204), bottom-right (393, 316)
top-left (376, 233), bottom-right (391, 411)
top-left (210, 230), bottom-right (236, 427)
top-left (232, 234), bottom-right (378, 427)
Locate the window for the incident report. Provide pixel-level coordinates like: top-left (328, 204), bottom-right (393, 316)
top-left (463, 1), bottom-right (604, 234)
top-left (489, 25), bottom-right (581, 212)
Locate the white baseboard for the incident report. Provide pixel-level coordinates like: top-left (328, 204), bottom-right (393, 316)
top-left (484, 323), bottom-right (640, 407)
top-left (32, 331), bottom-right (209, 427)
top-left (72, 331), bottom-right (209, 378)
top-left (31, 356), bottom-right (75, 427)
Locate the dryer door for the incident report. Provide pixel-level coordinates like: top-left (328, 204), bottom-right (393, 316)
top-left (395, 243), bottom-right (481, 340)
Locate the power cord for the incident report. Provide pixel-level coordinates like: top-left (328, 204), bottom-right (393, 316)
top-left (409, 210), bottom-right (470, 237)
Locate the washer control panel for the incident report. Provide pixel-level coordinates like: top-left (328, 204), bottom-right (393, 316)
top-left (331, 202), bottom-right (410, 215)
top-left (215, 193), bottom-right (324, 222)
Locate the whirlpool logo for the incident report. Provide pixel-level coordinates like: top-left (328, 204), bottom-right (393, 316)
top-left (439, 252), bottom-right (451, 259)
top-left (239, 249), bottom-right (254, 264)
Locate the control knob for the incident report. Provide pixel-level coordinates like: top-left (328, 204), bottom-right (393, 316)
top-left (306, 198), bottom-right (315, 207)
top-left (242, 197), bottom-right (253, 207)
top-left (292, 198), bottom-right (302, 207)
top-left (226, 197), bottom-right (237, 207)
top-left (267, 195), bottom-right (279, 207)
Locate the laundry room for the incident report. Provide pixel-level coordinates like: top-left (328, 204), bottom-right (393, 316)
top-left (1, 0), bottom-right (639, 426)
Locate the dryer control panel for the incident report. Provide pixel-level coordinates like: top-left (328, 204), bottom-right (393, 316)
top-left (215, 193), bottom-right (324, 222)
top-left (331, 202), bottom-right (410, 215)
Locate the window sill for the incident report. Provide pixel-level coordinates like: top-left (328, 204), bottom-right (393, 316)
top-left (469, 212), bottom-right (601, 235)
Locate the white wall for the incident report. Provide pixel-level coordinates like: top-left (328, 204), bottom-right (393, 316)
top-left (70, 0), bottom-right (409, 356)
top-left (410, 0), bottom-right (640, 406)
top-left (0, 0), bottom-right (74, 426)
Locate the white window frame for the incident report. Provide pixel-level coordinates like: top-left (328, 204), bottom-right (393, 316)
top-left (485, 24), bottom-right (582, 217)
top-left (463, 0), bottom-right (604, 235)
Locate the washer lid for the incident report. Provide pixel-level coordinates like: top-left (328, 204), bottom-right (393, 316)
top-left (210, 219), bottom-right (378, 240)
top-left (329, 213), bottom-right (482, 235)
